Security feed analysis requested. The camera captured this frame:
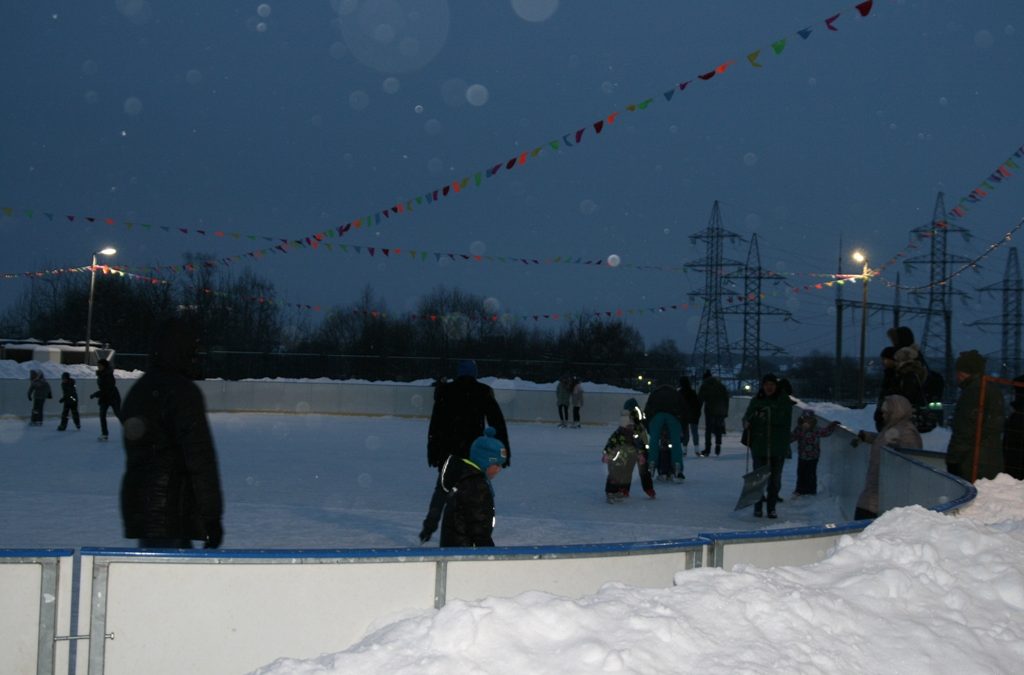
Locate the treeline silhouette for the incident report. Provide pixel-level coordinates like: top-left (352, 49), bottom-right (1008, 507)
top-left (1, 255), bottom-right (867, 397)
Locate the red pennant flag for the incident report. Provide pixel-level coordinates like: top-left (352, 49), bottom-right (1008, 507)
top-left (593, 120), bottom-right (605, 134)
top-left (825, 13), bottom-right (840, 31)
top-left (575, 128), bottom-right (585, 143)
top-left (855, 0), bottom-right (873, 17)
top-left (698, 70), bottom-right (716, 81)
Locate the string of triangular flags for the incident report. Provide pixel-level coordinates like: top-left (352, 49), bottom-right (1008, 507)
top-left (947, 144), bottom-right (1024, 220)
top-left (1, 0), bottom-right (878, 267)
top-left (870, 140), bottom-right (1024, 285)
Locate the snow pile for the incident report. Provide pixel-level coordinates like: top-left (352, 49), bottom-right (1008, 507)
top-left (0, 359), bottom-right (141, 381)
top-left (251, 479), bottom-right (1024, 674)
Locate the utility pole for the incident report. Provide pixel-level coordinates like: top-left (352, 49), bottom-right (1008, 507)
top-left (904, 192), bottom-right (974, 400)
top-left (970, 246), bottom-right (1022, 378)
top-left (723, 233), bottom-right (791, 391)
top-left (686, 200), bottom-right (744, 378)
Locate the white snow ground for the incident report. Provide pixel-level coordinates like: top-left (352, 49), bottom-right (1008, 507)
top-left (2, 365), bottom-right (1022, 673)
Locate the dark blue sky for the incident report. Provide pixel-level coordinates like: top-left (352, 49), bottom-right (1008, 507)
top-left (2, 0), bottom-right (1023, 365)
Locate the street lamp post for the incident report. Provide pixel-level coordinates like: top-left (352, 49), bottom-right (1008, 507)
top-left (85, 247), bottom-right (117, 366)
top-left (853, 250), bottom-right (869, 407)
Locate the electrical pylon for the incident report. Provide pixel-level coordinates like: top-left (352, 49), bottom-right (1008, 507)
top-left (903, 192), bottom-right (974, 398)
top-left (722, 233), bottom-right (792, 387)
top-left (686, 200), bottom-right (745, 377)
top-left (970, 246), bottom-right (1022, 377)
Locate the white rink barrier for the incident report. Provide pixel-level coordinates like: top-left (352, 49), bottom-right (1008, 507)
top-left (78, 541), bottom-right (704, 675)
top-left (0, 383), bottom-right (977, 675)
top-left (0, 378), bottom-right (752, 431)
top-left (0, 549), bottom-right (75, 675)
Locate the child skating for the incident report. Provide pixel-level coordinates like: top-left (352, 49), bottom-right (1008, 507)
top-left (603, 398), bottom-right (655, 503)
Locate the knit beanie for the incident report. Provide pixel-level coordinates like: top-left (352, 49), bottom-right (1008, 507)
top-left (456, 359), bottom-right (478, 378)
top-left (469, 427), bottom-right (506, 470)
top-left (761, 373), bottom-right (779, 384)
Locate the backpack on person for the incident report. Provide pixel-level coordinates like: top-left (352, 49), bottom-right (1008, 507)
top-left (913, 369), bottom-right (945, 433)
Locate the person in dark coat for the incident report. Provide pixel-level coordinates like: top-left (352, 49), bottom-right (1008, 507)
top-left (438, 427), bottom-right (507, 547)
top-left (946, 350), bottom-right (1004, 482)
top-left (1002, 375), bottom-right (1024, 480)
top-left (419, 359), bottom-right (510, 543)
top-left (120, 318), bottom-right (224, 549)
top-left (57, 372), bottom-right (81, 431)
top-left (742, 373), bottom-right (795, 518)
top-left (90, 358), bottom-right (123, 441)
top-left (678, 376), bottom-right (702, 456)
top-left (27, 369), bottom-right (53, 426)
top-left (644, 382), bottom-right (686, 480)
top-left (698, 370), bottom-right (730, 456)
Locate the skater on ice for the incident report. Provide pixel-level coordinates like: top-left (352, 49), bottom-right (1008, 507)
top-left (27, 369), bottom-right (52, 426)
top-left (603, 398), bottom-right (655, 503)
top-left (437, 426), bottom-right (507, 548)
top-left (57, 371), bottom-right (81, 431)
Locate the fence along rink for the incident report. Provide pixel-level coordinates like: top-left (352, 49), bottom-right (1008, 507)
top-left (0, 384), bottom-right (975, 674)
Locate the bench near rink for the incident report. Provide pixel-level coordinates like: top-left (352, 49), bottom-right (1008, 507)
top-left (0, 381), bottom-right (974, 675)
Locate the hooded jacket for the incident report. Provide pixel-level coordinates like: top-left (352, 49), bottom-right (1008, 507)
top-left (120, 319), bottom-right (223, 542)
top-left (857, 395), bottom-right (922, 515)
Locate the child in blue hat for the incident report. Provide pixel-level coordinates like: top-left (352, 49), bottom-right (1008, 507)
top-left (437, 426), bottom-right (507, 547)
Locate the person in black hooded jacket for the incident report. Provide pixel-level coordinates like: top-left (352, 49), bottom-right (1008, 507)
top-left (120, 317), bottom-right (224, 549)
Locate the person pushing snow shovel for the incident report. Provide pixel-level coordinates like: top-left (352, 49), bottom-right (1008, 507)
top-left (738, 374), bottom-right (795, 518)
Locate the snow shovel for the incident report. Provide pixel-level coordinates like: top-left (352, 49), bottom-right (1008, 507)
top-left (734, 421), bottom-right (770, 511)
top-left (734, 460), bottom-right (770, 511)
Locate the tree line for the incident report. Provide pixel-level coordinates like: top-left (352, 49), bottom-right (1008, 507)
top-left (0, 255), bottom-right (869, 397)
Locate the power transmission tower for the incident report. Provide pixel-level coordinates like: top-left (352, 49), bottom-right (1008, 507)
top-left (903, 192), bottom-right (974, 399)
top-left (686, 200), bottom-right (744, 377)
top-left (723, 233), bottom-right (791, 388)
top-left (970, 246), bottom-right (1022, 377)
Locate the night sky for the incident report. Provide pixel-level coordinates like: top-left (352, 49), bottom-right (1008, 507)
top-left (2, 0), bottom-right (1023, 365)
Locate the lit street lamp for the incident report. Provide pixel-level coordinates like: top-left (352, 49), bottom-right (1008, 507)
top-left (852, 250), bottom-right (869, 407)
top-left (85, 247), bottom-right (117, 366)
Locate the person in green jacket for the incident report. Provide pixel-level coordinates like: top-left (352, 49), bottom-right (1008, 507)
top-left (742, 373), bottom-right (795, 518)
top-left (946, 349), bottom-right (1004, 482)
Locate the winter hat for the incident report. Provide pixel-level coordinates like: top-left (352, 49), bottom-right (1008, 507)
top-left (702, 370), bottom-right (712, 380)
top-left (456, 359), bottom-right (478, 378)
top-left (954, 349), bottom-right (985, 375)
top-left (798, 409), bottom-right (817, 426)
top-left (679, 376), bottom-right (691, 389)
top-left (469, 427), bottom-right (507, 470)
top-left (61, 372), bottom-right (70, 381)
top-left (622, 397), bottom-right (643, 423)
top-left (761, 373), bottom-right (779, 385)
top-left (887, 326), bottom-right (916, 349)
top-left (880, 346), bottom-right (896, 360)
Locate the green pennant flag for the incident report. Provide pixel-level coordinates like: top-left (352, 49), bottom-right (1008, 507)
top-left (772, 39), bottom-right (786, 55)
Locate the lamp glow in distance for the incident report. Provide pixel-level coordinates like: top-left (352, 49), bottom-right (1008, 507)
top-left (85, 247), bottom-right (117, 366)
top-left (852, 250), bottom-right (869, 407)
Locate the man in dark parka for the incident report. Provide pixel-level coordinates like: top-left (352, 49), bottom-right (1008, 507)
top-left (120, 318), bottom-right (224, 549)
top-left (946, 350), bottom-right (1004, 482)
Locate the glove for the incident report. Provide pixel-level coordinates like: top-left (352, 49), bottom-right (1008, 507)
top-left (90, 392), bottom-right (99, 399)
top-left (59, 397), bottom-right (65, 404)
top-left (418, 524), bottom-right (435, 544)
top-left (203, 521), bottom-right (224, 549)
